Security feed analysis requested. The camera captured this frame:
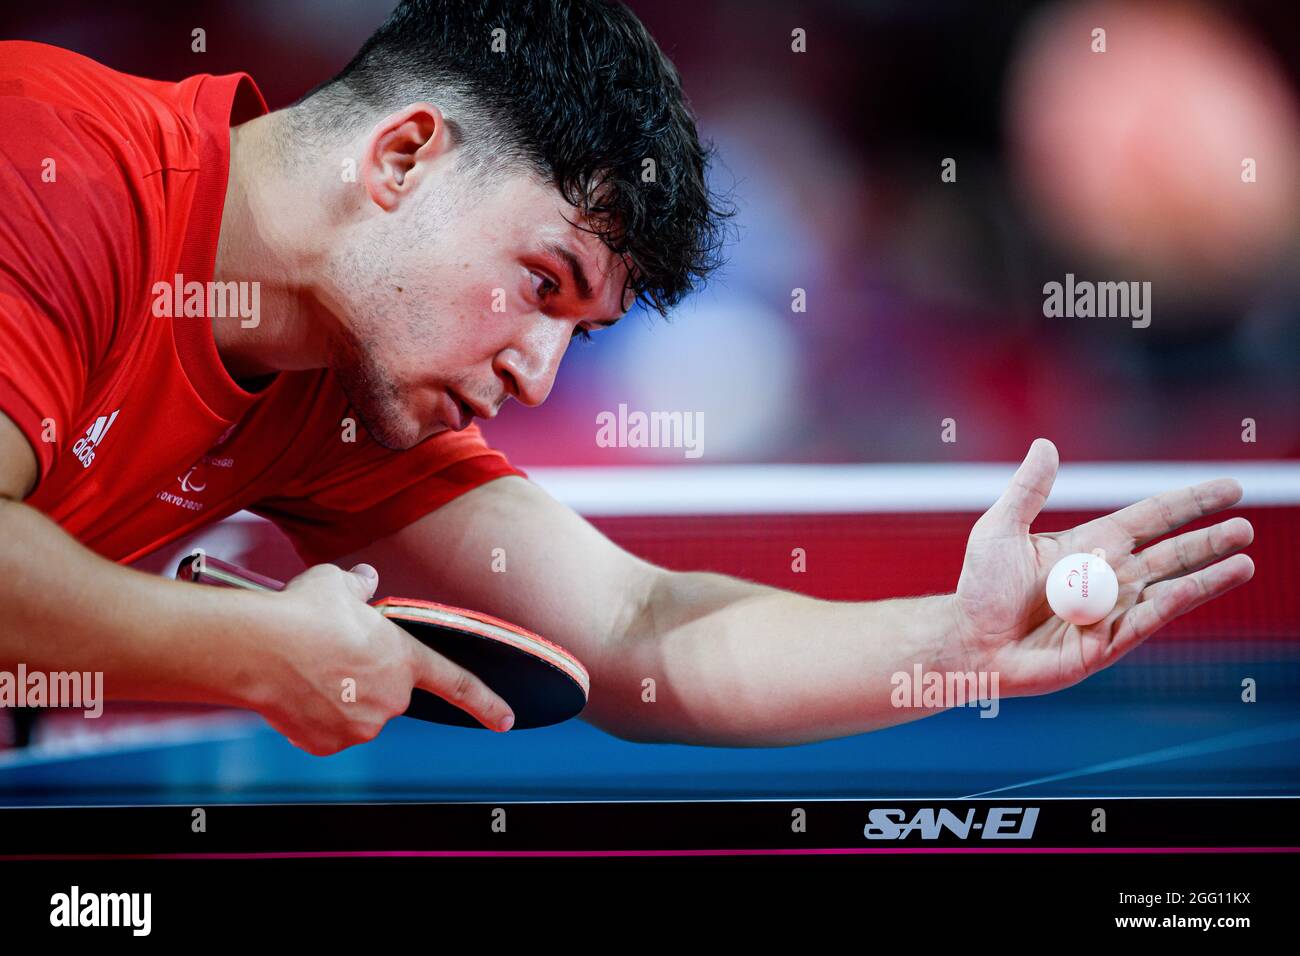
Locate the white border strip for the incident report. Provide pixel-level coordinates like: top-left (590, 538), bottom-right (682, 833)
top-left (525, 462), bottom-right (1300, 515)
top-left (216, 462), bottom-right (1299, 519)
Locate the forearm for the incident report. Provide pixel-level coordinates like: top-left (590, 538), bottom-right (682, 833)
top-left (0, 498), bottom-right (275, 708)
top-left (589, 569), bottom-right (966, 746)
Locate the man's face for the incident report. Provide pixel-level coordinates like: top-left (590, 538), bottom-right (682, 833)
top-left (320, 158), bottom-right (631, 450)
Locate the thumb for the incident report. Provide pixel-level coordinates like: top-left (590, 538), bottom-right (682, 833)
top-left (988, 438), bottom-right (1059, 532)
top-left (343, 563), bottom-right (380, 601)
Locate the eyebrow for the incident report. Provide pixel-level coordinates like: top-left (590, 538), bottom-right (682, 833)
top-left (541, 241), bottom-right (593, 301)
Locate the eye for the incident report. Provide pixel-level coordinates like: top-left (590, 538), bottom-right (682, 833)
top-left (530, 270), bottom-right (558, 299)
top-left (571, 326), bottom-right (593, 343)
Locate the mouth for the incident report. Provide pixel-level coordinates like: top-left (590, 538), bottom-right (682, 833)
top-left (440, 390), bottom-right (473, 431)
top-left (443, 389), bottom-right (494, 432)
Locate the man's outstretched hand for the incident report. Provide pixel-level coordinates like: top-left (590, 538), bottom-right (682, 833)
top-left (951, 439), bottom-right (1255, 697)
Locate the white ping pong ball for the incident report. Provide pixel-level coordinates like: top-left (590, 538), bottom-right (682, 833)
top-left (1045, 551), bottom-right (1119, 626)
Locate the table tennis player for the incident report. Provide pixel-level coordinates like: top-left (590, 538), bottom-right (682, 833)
top-left (0, 1), bottom-right (1254, 755)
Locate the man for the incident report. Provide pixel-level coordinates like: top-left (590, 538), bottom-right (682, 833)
top-left (0, 1), bottom-right (1254, 755)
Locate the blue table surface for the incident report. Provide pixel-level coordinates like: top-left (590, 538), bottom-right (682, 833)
top-left (2, 673), bottom-right (1297, 805)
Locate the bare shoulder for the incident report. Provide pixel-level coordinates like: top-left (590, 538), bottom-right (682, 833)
top-left (0, 410), bottom-right (38, 501)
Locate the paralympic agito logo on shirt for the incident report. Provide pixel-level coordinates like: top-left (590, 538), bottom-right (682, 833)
top-left (157, 428), bottom-right (239, 512)
top-left (863, 807), bottom-right (1039, 840)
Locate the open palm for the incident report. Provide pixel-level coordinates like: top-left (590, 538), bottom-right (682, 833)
top-left (951, 439), bottom-right (1255, 696)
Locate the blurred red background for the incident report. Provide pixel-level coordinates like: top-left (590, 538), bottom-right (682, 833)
top-left (4, 0), bottom-right (1296, 466)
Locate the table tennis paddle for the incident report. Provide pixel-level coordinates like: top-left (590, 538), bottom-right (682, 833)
top-left (175, 552), bottom-right (589, 730)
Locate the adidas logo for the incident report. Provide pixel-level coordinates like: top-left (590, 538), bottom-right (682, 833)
top-left (72, 410), bottom-right (120, 468)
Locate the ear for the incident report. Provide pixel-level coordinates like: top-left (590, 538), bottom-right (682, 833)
top-left (360, 102), bottom-right (455, 212)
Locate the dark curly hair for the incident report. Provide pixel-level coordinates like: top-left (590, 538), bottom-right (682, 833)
top-left (296, 0), bottom-right (732, 314)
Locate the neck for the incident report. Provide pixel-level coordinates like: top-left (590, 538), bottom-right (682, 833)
top-left (212, 113), bottom-right (330, 381)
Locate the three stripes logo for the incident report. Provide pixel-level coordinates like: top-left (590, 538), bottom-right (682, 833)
top-left (72, 410), bottom-right (120, 468)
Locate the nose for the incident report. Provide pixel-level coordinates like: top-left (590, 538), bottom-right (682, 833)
top-left (495, 318), bottom-right (571, 408)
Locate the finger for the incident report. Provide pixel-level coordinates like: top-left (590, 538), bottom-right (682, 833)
top-left (1109, 553), bottom-right (1255, 655)
top-left (988, 438), bottom-right (1059, 532)
top-left (1138, 516), bottom-right (1254, 584)
top-left (410, 643), bottom-right (516, 732)
top-left (343, 563), bottom-right (379, 601)
top-left (1105, 478), bottom-right (1244, 546)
